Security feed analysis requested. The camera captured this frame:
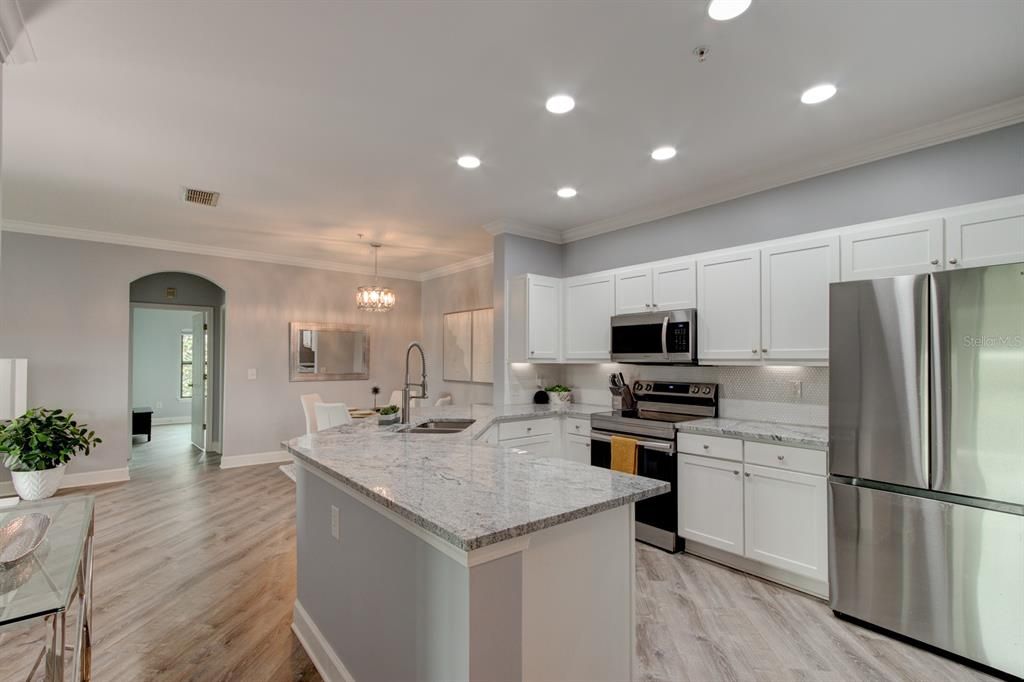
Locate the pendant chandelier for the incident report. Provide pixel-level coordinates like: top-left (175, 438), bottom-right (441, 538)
top-left (356, 242), bottom-right (396, 312)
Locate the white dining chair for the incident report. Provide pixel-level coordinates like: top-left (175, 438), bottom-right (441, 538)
top-left (315, 402), bottom-right (352, 430)
top-left (300, 393), bottom-right (322, 435)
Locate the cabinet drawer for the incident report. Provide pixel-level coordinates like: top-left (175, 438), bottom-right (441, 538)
top-left (564, 417), bottom-right (591, 438)
top-left (499, 417), bottom-right (556, 440)
top-left (677, 433), bottom-right (743, 462)
top-left (744, 441), bottom-right (826, 476)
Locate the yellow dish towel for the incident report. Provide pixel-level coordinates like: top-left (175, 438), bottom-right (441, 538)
top-left (610, 435), bottom-right (638, 475)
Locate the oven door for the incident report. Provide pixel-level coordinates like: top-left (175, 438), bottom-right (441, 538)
top-left (610, 309), bottom-right (695, 363)
top-left (591, 431), bottom-right (679, 552)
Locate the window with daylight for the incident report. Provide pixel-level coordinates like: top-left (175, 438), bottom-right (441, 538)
top-left (180, 332), bottom-right (193, 399)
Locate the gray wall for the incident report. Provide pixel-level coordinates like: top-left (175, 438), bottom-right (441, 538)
top-left (131, 308), bottom-right (196, 421)
top-left (564, 123), bottom-right (1024, 276)
top-left (0, 232), bottom-right (422, 479)
top-left (492, 234), bottom-right (564, 403)
top-left (421, 263), bottom-right (494, 407)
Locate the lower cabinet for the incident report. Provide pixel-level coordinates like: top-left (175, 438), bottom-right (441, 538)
top-left (742, 463), bottom-right (828, 582)
top-left (501, 433), bottom-right (556, 458)
top-left (564, 433), bottom-right (592, 465)
top-left (678, 454), bottom-right (744, 554)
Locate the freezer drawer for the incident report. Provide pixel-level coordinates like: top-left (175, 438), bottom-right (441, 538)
top-left (829, 481), bottom-right (1023, 677)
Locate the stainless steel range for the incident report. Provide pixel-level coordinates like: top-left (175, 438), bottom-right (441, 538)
top-left (591, 378), bottom-right (718, 552)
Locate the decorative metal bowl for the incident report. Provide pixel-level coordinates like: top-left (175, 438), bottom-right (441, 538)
top-left (0, 513), bottom-right (51, 566)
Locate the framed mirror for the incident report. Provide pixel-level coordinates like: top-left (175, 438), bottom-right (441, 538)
top-left (289, 322), bottom-right (370, 382)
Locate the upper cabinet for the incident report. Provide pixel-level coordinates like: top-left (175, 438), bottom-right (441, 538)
top-left (840, 217), bottom-right (944, 281)
top-left (507, 274), bottom-right (561, 362)
top-left (563, 273), bottom-right (615, 361)
top-left (944, 201), bottom-right (1024, 269)
top-left (760, 236), bottom-right (839, 362)
top-left (614, 260), bottom-right (696, 314)
top-left (698, 250), bottom-right (761, 362)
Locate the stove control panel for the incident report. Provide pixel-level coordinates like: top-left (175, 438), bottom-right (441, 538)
top-left (632, 381), bottom-right (717, 398)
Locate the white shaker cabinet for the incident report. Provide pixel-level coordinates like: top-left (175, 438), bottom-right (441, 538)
top-left (563, 273), bottom-right (615, 360)
top-left (678, 454), bottom-right (744, 554)
top-left (840, 217), bottom-right (944, 280)
top-left (697, 250), bottom-right (761, 362)
top-left (742, 463), bottom-right (828, 582)
top-left (564, 434), bottom-right (592, 465)
top-left (507, 274), bottom-right (562, 362)
top-left (651, 261), bottom-right (697, 310)
top-left (760, 236), bottom-right (839, 362)
top-left (944, 200), bottom-right (1024, 269)
top-left (613, 268), bottom-right (653, 314)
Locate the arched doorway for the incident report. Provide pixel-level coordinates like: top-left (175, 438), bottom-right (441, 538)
top-left (128, 272), bottom-right (226, 471)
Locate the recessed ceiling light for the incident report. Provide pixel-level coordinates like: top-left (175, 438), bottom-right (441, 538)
top-left (545, 94), bottom-right (575, 114)
top-left (707, 0), bottom-right (751, 21)
top-left (651, 146), bottom-right (677, 161)
top-left (457, 155), bottom-right (481, 169)
top-left (556, 187), bottom-right (577, 199)
top-left (800, 83), bottom-right (837, 104)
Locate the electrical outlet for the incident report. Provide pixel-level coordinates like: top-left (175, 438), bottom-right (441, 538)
top-left (330, 505), bottom-right (340, 540)
top-left (788, 380), bottom-right (803, 399)
top-left (247, 368), bottom-right (257, 380)
top-left (155, 401), bottom-right (163, 409)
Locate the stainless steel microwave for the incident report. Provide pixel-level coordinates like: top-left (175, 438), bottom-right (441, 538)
top-left (610, 308), bottom-right (697, 364)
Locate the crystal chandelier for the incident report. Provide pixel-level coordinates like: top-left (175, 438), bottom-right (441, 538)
top-left (356, 242), bottom-right (396, 312)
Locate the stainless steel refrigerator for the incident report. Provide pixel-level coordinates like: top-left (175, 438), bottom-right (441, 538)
top-left (828, 262), bottom-right (1023, 678)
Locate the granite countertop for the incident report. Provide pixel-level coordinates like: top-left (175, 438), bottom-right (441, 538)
top-left (282, 404), bottom-right (666, 552)
top-left (675, 417), bottom-right (829, 449)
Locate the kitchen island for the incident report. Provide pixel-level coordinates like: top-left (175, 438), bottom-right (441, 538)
top-left (283, 405), bottom-right (667, 682)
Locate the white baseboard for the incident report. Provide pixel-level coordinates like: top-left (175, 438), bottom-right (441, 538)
top-left (0, 467), bottom-right (131, 497)
top-left (219, 450), bottom-right (291, 469)
top-left (292, 600), bottom-right (355, 682)
top-left (152, 416), bottom-right (191, 425)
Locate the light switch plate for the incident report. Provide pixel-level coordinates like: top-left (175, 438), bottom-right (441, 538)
top-left (788, 380), bottom-right (803, 399)
top-left (247, 368), bottom-right (257, 380)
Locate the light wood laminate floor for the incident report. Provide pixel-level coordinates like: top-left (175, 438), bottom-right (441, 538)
top-left (0, 425), bottom-right (998, 681)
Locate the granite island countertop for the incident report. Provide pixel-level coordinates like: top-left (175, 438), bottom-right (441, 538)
top-left (283, 404), bottom-right (666, 552)
top-left (675, 417), bottom-right (829, 449)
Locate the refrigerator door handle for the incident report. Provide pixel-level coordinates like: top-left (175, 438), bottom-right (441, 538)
top-left (929, 274), bottom-right (949, 492)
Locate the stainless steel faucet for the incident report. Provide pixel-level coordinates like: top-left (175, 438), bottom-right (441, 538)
top-left (402, 342), bottom-right (428, 424)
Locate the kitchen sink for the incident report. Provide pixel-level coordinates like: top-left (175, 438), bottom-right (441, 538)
top-left (398, 419), bottom-right (475, 434)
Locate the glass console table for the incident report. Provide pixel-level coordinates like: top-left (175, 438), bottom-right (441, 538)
top-left (0, 496), bottom-right (95, 682)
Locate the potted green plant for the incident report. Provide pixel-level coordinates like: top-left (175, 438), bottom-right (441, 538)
top-left (545, 384), bottom-right (573, 405)
top-left (0, 408), bottom-right (102, 500)
top-left (377, 404), bottom-right (400, 426)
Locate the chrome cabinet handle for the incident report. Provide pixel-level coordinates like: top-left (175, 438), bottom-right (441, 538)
top-left (949, 258), bottom-right (958, 264)
top-left (526, 427), bottom-right (532, 432)
top-left (777, 455), bottom-right (785, 461)
top-left (930, 259), bottom-right (940, 265)
top-left (751, 349), bottom-right (758, 354)
top-left (761, 348), bottom-right (768, 353)
top-left (732, 470), bottom-right (739, 475)
top-left (703, 444), bottom-right (709, 450)
top-left (744, 472), bottom-right (751, 477)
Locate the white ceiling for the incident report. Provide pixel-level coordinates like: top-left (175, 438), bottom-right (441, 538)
top-left (3, 0), bottom-right (1024, 277)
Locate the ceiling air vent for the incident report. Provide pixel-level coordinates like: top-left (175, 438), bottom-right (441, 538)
top-left (182, 187), bottom-right (220, 207)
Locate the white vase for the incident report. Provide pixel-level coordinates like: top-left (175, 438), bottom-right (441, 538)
top-left (547, 391), bottom-right (573, 405)
top-left (11, 465), bottom-right (66, 501)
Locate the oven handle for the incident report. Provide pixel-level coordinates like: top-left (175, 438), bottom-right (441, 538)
top-left (661, 315), bottom-right (669, 359)
top-left (591, 431), bottom-right (674, 453)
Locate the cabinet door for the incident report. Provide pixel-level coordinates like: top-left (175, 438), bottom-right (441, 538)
top-left (697, 251), bottom-right (761, 361)
top-left (501, 434), bottom-right (555, 458)
top-left (945, 201), bottom-right (1024, 269)
top-left (652, 260), bottom-right (696, 310)
top-left (743, 463), bottom-right (827, 581)
top-left (761, 236), bottom-right (839, 361)
top-left (564, 434), bottom-right (592, 465)
top-left (527, 276), bottom-right (561, 360)
top-left (840, 218), bottom-right (944, 280)
top-left (678, 454), bottom-right (744, 554)
top-left (614, 268), bottom-right (652, 314)
top-left (563, 274), bottom-right (614, 360)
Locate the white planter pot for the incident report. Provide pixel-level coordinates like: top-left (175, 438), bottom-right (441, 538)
top-left (547, 391), bottom-right (573, 405)
top-left (11, 465), bottom-right (66, 501)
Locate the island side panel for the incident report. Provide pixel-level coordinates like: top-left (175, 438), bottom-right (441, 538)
top-left (520, 504), bottom-right (636, 681)
top-left (295, 463), bottom-right (471, 682)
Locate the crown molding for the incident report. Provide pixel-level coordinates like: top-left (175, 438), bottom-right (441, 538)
top-left (419, 253), bottom-right (493, 281)
top-left (0, 219), bottom-right (430, 281)
top-left (0, 0), bottom-right (37, 65)
top-left (561, 97), bottom-right (1024, 243)
top-left (482, 219), bottom-right (563, 245)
